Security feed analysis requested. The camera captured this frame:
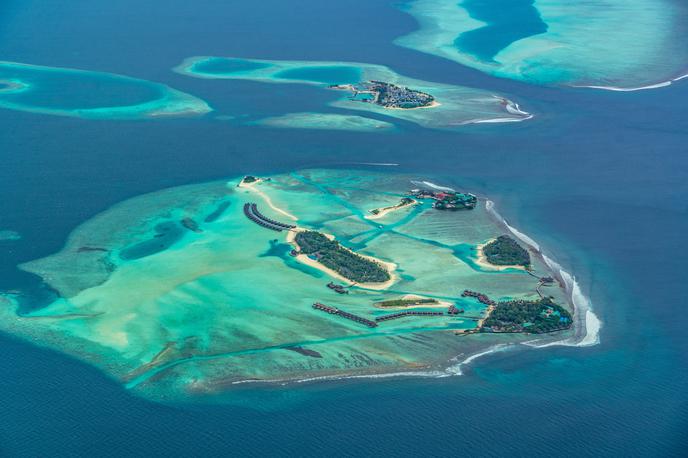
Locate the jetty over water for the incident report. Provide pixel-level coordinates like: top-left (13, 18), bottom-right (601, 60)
top-left (375, 310), bottom-right (444, 322)
top-left (461, 290), bottom-right (495, 306)
top-left (243, 202), bottom-right (296, 231)
top-left (312, 302), bottom-right (378, 328)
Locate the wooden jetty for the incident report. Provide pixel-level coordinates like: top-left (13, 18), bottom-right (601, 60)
top-left (461, 290), bottom-right (495, 306)
top-left (375, 310), bottom-right (444, 322)
top-left (312, 302), bottom-right (377, 328)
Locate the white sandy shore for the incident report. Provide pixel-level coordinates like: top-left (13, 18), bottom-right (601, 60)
top-left (286, 229), bottom-right (397, 291)
top-left (238, 178), bottom-right (298, 221)
top-left (474, 239), bottom-right (526, 271)
top-left (374, 294), bottom-right (451, 309)
top-left (365, 198), bottom-right (417, 220)
top-left (385, 100), bottom-right (441, 110)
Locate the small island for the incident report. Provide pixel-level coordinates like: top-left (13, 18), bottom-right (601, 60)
top-left (481, 297), bottom-right (572, 334)
top-left (481, 235), bottom-right (531, 268)
top-left (366, 197), bottom-right (416, 219)
top-left (331, 81), bottom-right (436, 109)
top-left (410, 188), bottom-right (477, 210)
top-left (376, 297), bottom-right (439, 308)
top-left (293, 230), bottom-right (391, 284)
top-left (240, 175), bottom-right (260, 185)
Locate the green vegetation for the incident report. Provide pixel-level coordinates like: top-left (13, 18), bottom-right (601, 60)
top-left (242, 175), bottom-right (259, 183)
top-left (483, 235), bottom-right (530, 267)
top-left (295, 231), bottom-right (390, 283)
top-left (370, 197), bottom-right (415, 215)
top-left (433, 192), bottom-right (476, 210)
top-left (481, 297), bottom-right (572, 334)
top-left (376, 297), bottom-right (438, 307)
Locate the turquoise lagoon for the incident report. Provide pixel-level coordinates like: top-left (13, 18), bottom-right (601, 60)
top-left (396, 0), bottom-right (688, 88)
top-left (0, 61), bottom-right (211, 119)
top-left (174, 56), bottom-right (532, 129)
top-left (0, 169), bottom-right (577, 400)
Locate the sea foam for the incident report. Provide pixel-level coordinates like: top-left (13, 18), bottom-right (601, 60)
top-left (485, 200), bottom-right (601, 348)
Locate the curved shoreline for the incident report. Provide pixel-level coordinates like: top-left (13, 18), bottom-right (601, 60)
top-left (484, 200), bottom-right (601, 348)
top-left (474, 239), bottom-right (526, 271)
top-left (285, 229), bottom-right (398, 291)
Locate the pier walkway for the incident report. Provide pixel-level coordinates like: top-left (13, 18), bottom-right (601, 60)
top-left (312, 302), bottom-right (378, 328)
top-left (375, 310), bottom-right (444, 322)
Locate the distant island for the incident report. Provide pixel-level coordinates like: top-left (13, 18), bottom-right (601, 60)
top-left (330, 81), bottom-right (437, 109)
top-left (482, 235), bottom-right (531, 268)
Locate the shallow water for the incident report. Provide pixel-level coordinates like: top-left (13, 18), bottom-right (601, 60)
top-left (0, 0), bottom-right (686, 455)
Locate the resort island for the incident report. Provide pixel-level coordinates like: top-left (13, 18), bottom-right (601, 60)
top-left (0, 169), bottom-right (581, 400)
top-left (173, 56), bottom-right (534, 130)
top-left (330, 81), bottom-right (437, 109)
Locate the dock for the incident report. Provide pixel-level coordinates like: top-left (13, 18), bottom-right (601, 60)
top-left (375, 310), bottom-right (444, 322)
top-left (243, 202), bottom-right (296, 231)
top-left (327, 282), bottom-right (349, 294)
top-left (312, 302), bottom-right (377, 328)
top-left (461, 290), bottom-right (495, 306)
top-left (447, 304), bottom-right (464, 315)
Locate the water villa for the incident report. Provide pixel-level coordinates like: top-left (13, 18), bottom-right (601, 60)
top-left (312, 302), bottom-right (378, 328)
top-left (243, 202), bottom-right (296, 231)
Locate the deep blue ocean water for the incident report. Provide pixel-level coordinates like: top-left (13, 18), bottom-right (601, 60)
top-left (1, 0), bottom-right (687, 456)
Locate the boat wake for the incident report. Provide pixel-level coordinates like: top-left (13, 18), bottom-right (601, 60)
top-left (410, 180), bottom-right (455, 192)
top-left (485, 200), bottom-right (601, 348)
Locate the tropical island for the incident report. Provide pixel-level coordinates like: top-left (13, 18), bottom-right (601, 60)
top-left (0, 169), bottom-right (583, 399)
top-left (481, 235), bottom-right (531, 268)
top-left (366, 197), bottom-right (416, 219)
top-left (293, 230), bottom-right (391, 284)
top-left (411, 188), bottom-right (477, 210)
top-left (375, 296), bottom-right (446, 308)
top-left (173, 56), bottom-right (534, 130)
top-left (330, 81), bottom-right (437, 109)
top-left (481, 297), bottom-right (573, 334)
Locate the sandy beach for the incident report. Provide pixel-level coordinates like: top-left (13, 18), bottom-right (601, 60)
top-left (365, 198), bottom-right (417, 220)
top-left (385, 100), bottom-right (441, 110)
top-left (238, 178), bottom-right (298, 221)
top-left (286, 229), bottom-right (397, 290)
top-left (474, 239), bottom-right (525, 271)
top-left (374, 294), bottom-right (452, 309)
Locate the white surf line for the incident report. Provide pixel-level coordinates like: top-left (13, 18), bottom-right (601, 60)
top-left (572, 71), bottom-right (688, 92)
top-left (484, 200), bottom-right (601, 348)
top-left (444, 344), bottom-right (513, 375)
top-left (455, 96), bottom-right (533, 125)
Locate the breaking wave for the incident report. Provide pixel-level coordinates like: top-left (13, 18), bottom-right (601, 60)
top-left (485, 200), bottom-right (601, 348)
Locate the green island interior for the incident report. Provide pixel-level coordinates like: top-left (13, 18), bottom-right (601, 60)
top-left (0, 169), bottom-right (574, 399)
